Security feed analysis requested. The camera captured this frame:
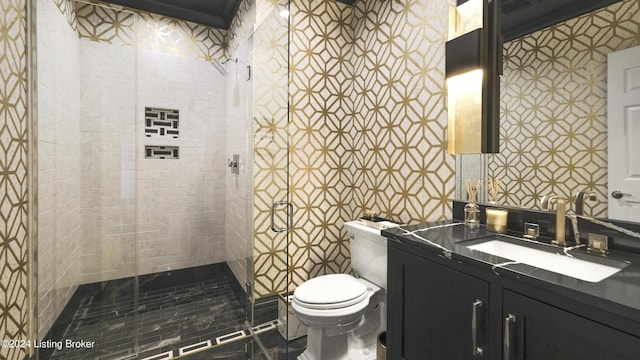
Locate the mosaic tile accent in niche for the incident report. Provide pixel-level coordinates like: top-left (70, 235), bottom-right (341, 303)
top-left (0, 0), bottom-right (29, 358)
top-left (145, 146), bottom-right (180, 159)
top-left (145, 107), bottom-right (179, 138)
top-left (489, 0), bottom-right (640, 218)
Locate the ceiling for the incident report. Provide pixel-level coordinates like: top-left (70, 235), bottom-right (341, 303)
top-left (103, 0), bottom-right (621, 37)
top-left (102, 0), bottom-right (242, 30)
top-left (501, 0), bottom-right (622, 41)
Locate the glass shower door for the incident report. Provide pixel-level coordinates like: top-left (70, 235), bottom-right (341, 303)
top-left (247, 2), bottom-right (294, 358)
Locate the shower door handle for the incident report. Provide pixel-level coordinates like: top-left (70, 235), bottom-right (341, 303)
top-left (270, 201), bottom-right (293, 233)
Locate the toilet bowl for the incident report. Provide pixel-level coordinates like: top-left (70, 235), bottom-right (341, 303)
top-left (293, 274), bottom-right (380, 334)
top-left (293, 274), bottom-right (383, 360)
top-left (292, 219), bottom-right (399, 360)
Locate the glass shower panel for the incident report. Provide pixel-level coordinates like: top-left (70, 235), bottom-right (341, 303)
top-left (76, 4), bottom-right (139, 359)
top-left (249, 3), bottom-right (293, 358)
top-left (36, 2), bottom-right (139, 359)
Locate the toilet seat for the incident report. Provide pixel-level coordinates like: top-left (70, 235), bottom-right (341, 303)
top-left (292, 274), bottom-right (381, 329)
top-left (294, 274), bottom-right (368, 310)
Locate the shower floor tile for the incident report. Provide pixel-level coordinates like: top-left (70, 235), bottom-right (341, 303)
top-left (43, 264), bottom-right (306, 360)
top-left (46, 275), bottom-right (246, 360)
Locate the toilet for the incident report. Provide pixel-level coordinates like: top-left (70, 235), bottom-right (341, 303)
top-left (292, 219), bottom-right (400, 360)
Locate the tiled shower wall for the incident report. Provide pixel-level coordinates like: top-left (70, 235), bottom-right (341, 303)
top-left (36, 0), bottom-right (82, 338)
top-left (77, 29), bottom-right (137, 283)
top-left (76, 2), bottom-right (229, 276)
top-left (135, 42), bottom-right (228, 276)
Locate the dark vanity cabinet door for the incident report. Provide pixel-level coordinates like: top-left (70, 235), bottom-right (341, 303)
top-left (388, 245), bottom-right (490, 360)
top-left (502, 290), bottom-right (640, 360)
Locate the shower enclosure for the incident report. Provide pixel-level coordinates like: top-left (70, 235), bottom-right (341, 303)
top-left (34, 0), bottom-right (293, 358)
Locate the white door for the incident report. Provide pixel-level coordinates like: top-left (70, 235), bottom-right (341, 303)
top-left (607, 45), bottom-right (640, 221)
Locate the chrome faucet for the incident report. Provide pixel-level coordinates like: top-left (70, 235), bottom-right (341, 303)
top-left (575, 190), bottom-right (597, 216)
top-left (541, 195), bottom-right (568, 246)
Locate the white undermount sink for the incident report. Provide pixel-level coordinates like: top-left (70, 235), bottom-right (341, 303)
top-left (466, 237), bottom-right (628, 282)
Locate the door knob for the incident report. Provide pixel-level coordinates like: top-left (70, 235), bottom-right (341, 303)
top-left (611, 190), bottom-right (631, 199)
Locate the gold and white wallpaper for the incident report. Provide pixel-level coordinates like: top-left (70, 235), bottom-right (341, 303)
top-left (275, 0), bottom-right (455, 293)
top-left (286, 0), bottom-right (355, 289)
top-left (352, 0), bottom-right (454, 224)
top-left (490, 0), bottom-right (640, 217)
top-left (69, 1), bottom-right (228, 61)
top-left (135, 11), bottom-right (227, 61)
top-left (53, 0), bottom-right (77, 30)
top-left (0, 0), bottom-right (29, 358)
top-left (76, 2), bottom-right (134, 46)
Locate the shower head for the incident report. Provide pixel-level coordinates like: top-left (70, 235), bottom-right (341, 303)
top-left (212, 59), bottom-right (229, 76)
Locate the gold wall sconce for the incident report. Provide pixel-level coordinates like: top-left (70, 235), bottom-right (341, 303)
top-left (446, 0), bottom-right (502, 154)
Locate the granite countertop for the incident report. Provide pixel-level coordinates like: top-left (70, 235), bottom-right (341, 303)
top-left (382, 220), bottom-right (640, 317)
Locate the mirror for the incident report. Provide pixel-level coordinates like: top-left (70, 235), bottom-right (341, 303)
top-left (456, 0), bottom-right (639, 221)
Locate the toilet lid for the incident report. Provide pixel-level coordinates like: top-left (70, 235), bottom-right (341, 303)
top-left (294, 274), bottom-right (368, 310)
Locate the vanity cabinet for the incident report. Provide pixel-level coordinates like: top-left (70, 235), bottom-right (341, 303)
top-left (387, 246), bottom-right (489, 360)
top-left (387, 241), bottom-right (640, 360)
top-left (503, 290), bottom-right (640, 360)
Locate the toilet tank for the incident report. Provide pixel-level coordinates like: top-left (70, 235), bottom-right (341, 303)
top-left (345, 220), bottom-right (400, 289)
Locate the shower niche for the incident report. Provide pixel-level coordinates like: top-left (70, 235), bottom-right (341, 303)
top-left (144, 107), bottom-right (180, 159)
top-left (145, 145), bottom-right (179, 159)
top-left (145, 106), bottom-right (179, 138)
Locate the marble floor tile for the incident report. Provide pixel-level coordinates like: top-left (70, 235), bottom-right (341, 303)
top-left (43, 267), bottom-right (305, 360)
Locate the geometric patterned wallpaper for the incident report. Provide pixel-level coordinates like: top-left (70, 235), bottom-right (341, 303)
top-left (53, 0), bottom-right (78, 30)
top-left (489, 0), bottom-right (640, 218)
top-left (352, 0), bottom-right (454, 224)
top-left (276, 0), bottom-right (455, 294)
top-left (72, 1), bottom-right (228, 62)
top-left (286, 0), bottom-right (355, 290)
top-left (134, 10), bottom-right (227, 61)
top-left (254, 0), bottom-right (455, 295)
top-left (0, 0), bottom-right (29, 358)
top-left (76, 2), bottom-right (135, 45)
